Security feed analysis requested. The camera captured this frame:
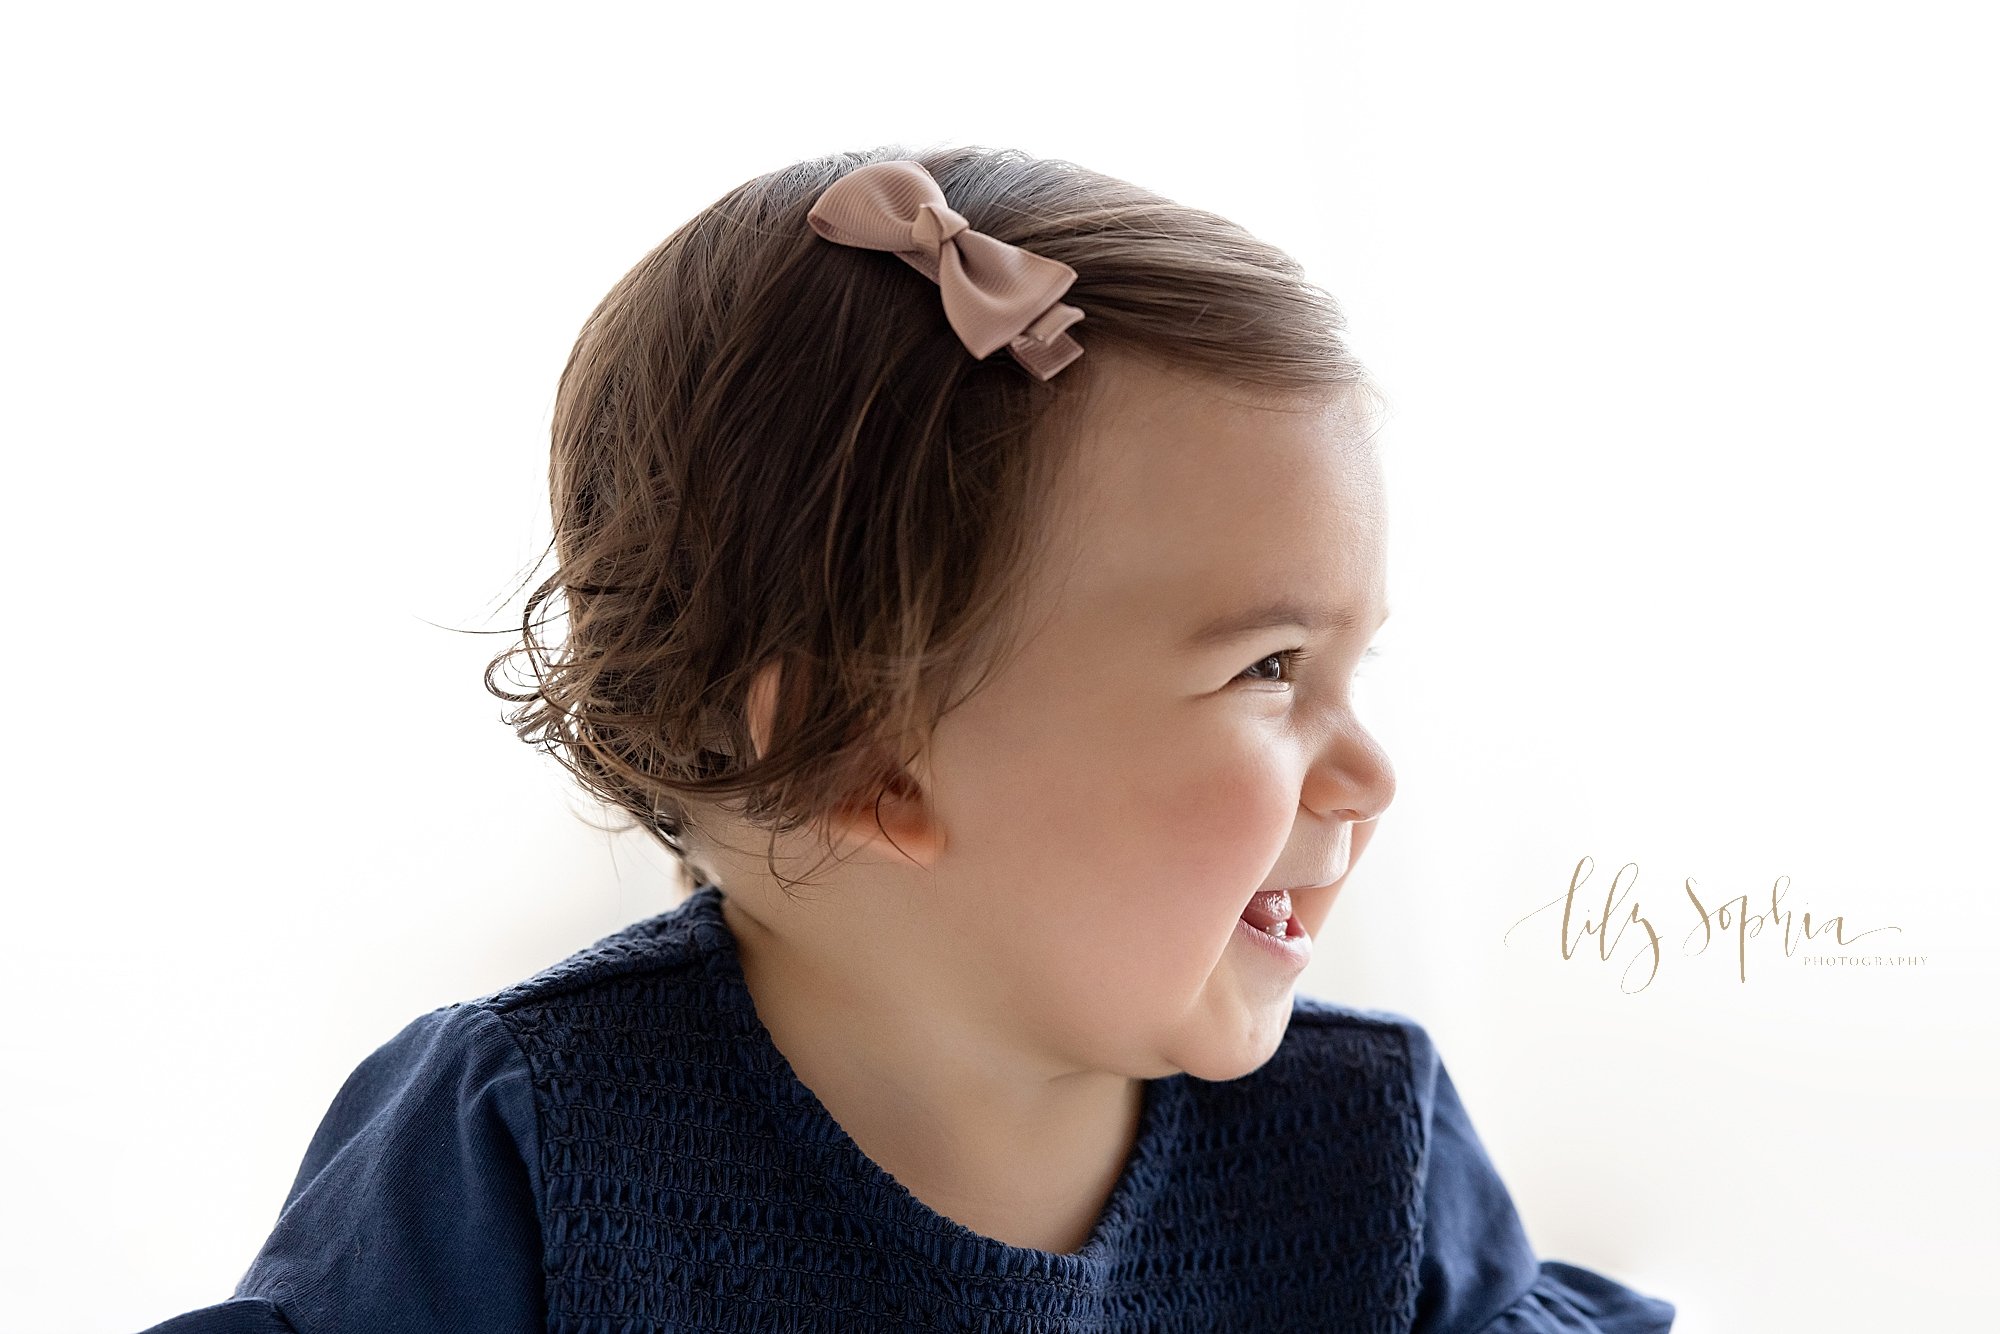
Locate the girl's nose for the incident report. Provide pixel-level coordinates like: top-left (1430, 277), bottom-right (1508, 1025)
top-left (1303, 718), bottom-right (1396, 824)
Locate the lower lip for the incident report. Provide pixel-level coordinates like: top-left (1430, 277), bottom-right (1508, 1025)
top-left (1234, 910), bottom-right (1312, 968)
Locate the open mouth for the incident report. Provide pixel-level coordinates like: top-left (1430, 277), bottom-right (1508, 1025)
top-left (1234, 887), bottom-right (1313, 966)
top-left (1239, 888), bottom-right (1295, 940)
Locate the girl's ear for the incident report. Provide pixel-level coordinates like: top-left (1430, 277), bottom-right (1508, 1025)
top-left (824, 755), bottom-right (944, 872)
top-left (741, 657), bottom-right (944, 871)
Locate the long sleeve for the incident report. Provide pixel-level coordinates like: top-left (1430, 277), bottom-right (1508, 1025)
top-left (136, 1002), bottom-right (547, 1334)
top-left (1406, 1034), bottom-right (1675, 1334)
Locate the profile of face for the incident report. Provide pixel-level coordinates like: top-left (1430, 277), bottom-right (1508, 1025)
top-left (714, 349), bottom-right (1395, 1093)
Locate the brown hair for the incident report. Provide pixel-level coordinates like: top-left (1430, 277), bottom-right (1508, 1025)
top-left (483, 140), bottom-right (1380, 896)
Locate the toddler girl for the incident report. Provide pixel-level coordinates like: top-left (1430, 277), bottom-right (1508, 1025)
top-left (140, 143), bottom-right (1675, 1333)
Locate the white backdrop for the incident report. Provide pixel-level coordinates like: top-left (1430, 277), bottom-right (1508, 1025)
top-left (4, 3), bottom-right (1993, 1331)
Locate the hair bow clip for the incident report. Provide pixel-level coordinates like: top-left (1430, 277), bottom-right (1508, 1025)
top-left (806, 159), bottom-right (1086, 381)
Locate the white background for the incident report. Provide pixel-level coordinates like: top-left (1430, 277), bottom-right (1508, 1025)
top-left (4, 3), bottom-right (1994, 1331)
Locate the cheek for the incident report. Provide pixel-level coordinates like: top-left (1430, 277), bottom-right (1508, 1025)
top-left (928, 684), bottom-right (1296, 892)
top-left (1137, 733), bottom-right (1298, 887)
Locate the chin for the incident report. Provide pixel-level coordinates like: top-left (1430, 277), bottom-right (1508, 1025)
top-left (1169, 1007), bottom-right (1295, 1084)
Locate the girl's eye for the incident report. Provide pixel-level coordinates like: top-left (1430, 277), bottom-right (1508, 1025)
top-left (1238, 644), bottom-right (1381, 686)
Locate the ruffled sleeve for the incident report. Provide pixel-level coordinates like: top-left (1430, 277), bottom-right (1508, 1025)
top-left (1470, 1261), bottom-right (1678, 1332)
top-left (135, 1002), bottom-right (546, 1334)
top-left (1405, 1028), bottom-right (1675, 1334)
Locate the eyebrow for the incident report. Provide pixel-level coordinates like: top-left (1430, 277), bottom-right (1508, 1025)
top-left (1180, 598), bottom-right (1392, 649)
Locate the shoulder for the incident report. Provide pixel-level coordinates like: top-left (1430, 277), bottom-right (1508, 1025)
top-left (1282, 996), bottom-right (1513, 1172)
top-left (274, 998), bottom-right (545, 1214)
top-left (362, 885), bottom-right (731, 1135)
top-left (301, 999), bottom-right (537, 1157)
top-left (1284, 991), bottom-right (1447, 1099)
top-left (137, 897), bottom-right (735, 1334)
top-left (467, 885), bottom-right (725, 1019)
top-left (1177, 993), bottom-right (1443, 1179)
top-left (185, 997), bottom-right (551, 1332)
top-left (1299, 1001), bottom-right (1683, 1332)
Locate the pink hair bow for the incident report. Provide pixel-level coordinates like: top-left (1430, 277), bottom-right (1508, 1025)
top-left (806, 159), bottom-right (1087, 381)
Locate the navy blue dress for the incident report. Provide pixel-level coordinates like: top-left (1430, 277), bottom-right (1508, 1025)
top-left (139, 885), bottom-right (1675, 1332)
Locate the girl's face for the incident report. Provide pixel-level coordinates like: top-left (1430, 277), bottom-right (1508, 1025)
top-left (902, 352), bottom-right (1396, 1083)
